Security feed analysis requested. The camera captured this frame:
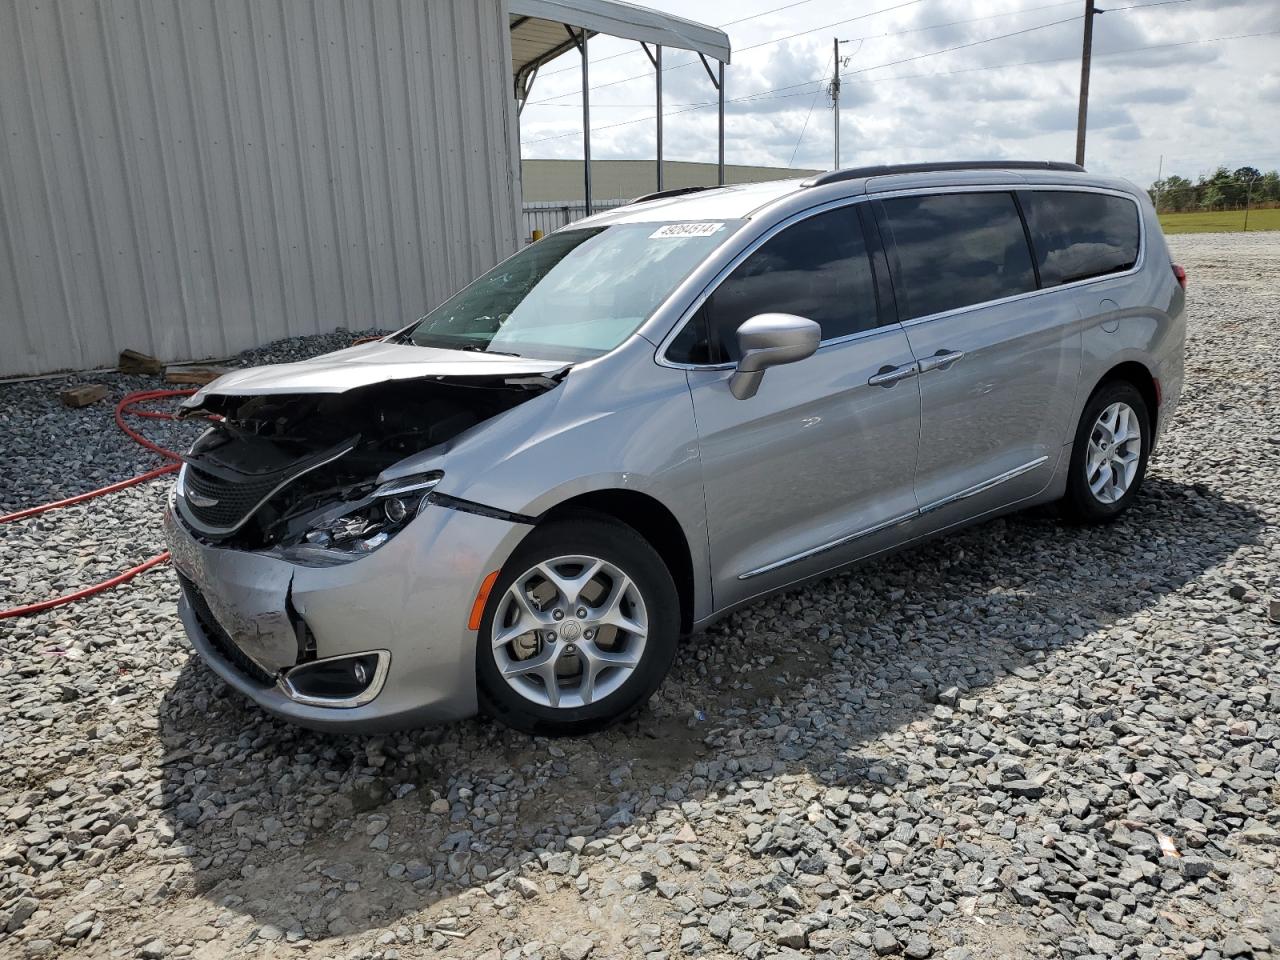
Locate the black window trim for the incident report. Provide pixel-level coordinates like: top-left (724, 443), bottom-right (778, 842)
top-left (869, 183), bottom-right (1146, 331)
top-left (656, 196), bottom-right (897, 371)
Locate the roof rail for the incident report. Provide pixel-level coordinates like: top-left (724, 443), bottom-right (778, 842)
top-left (801, 160), bottom-right (1084, 188)
top-left (629, 185), bottom-right (720, 204)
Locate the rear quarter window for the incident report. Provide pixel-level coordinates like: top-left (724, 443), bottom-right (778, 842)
top-left (877, 192), bottom-right (1037, 321)
top-left (1020, 190), bottom-right (1140, 287)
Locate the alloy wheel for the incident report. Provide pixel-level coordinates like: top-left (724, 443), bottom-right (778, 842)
top-left (491, 555), bottom-right (649, 709)
top-left (1086, 401), bottom-right (1142, 504)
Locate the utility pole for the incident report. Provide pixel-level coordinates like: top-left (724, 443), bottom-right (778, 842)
top-left (1244, 176), bottom-right (1258, 232)
top-left (831, 37), bottom-right (841, 170)
top-left (1074, 0), bottom-right (1101, 167)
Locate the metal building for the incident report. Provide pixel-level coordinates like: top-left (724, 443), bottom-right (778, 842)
top-left (0, 0), bottom-right (728, 377)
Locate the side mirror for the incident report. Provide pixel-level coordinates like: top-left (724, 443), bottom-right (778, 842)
top-left (728, 313), bottom-right (821, 400)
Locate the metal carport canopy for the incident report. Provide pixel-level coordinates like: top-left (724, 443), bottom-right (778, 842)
top-left (509, 0), bottom-right (731, 215)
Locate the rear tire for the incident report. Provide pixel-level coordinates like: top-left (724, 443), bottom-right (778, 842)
top-left (1061, 380), bottom-right (1151, 523)
top-left (476, 515), bottom-right (679, 736)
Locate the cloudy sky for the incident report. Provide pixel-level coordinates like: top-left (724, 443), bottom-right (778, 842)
top-left (516, 0), bottom-right (1280, 187)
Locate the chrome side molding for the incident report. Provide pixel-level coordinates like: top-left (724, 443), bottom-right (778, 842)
top-left (919, 456), bottom-right (1049, 515)
top-left (740, 455), bottom-right (1050, 581)
top-left (738, 509), bottom-right (919, 580)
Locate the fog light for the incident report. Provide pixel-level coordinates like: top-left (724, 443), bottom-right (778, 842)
top-left (280, 651), bottom-right (389, 707)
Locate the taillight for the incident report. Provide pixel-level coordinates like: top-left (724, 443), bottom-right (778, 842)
top-left (1172, 263), bottom-right (1187, 290)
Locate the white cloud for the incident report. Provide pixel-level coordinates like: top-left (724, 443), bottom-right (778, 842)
top-left (517, 0), bottom-right (1280, 185)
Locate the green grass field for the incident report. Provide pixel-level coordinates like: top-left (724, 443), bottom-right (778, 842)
top-left (1158, 207), bottom-right (1280, 234)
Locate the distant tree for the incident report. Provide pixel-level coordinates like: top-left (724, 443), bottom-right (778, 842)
top-left (1200, 166), bottom-right (1245, 208)
top-left (1150, 166), bottom-right (1276, 212)
top-left (1260, 170), bottom-right (1280, 202)
top-left (1152, 174), bottom-right (1194, 212)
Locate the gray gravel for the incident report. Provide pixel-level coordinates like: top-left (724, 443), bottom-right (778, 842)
top-left (1, 234), bottom-right (1278, 960)
top-left (0, 330), bottom-right (384, 514)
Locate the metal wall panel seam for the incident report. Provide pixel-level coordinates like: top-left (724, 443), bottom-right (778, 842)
top-left (423, 0), bottom-right (459, 293)
top-left (14, 3), bottom-right (83, 369)
top-left (369, 0), bottom-right (409, 327)
top-left (54, 1), bottom-right (118, 367)
top-left (173, 0), bottom-right (231, 359)
top-left (245, 0), bottom-right (296, 341)
top-left (138, 0), bottom-right (200, 361)
top-left (310, 0), bottom-right (354, 329)
top-left (399, 0), bottom-right (439, 321)
top-left (210, 0), bottom-right (266, 350)
top-left (278, 0), bottom-right (325, 338)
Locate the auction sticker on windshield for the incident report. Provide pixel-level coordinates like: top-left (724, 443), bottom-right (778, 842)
top-left (649, 222), bottom-right (725, 239)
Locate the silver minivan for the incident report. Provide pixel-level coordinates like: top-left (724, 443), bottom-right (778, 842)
top-left (165, 161), bottom-right (1186, 736)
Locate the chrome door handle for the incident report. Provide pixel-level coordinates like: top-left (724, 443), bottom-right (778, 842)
top-left (917, 349), bottom-right (965, 373)
top-left (868, 362), bottom-right (919, 387)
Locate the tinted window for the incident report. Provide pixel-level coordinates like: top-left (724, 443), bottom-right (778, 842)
top-left (1021, 190), bottom-right (1140, 286)
top-left (879, 192), bottom-right (1036, 321)
top-left (690, 206), bottom-right (877, 362)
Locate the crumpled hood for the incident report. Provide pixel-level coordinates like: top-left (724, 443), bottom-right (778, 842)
top-left (182, 340), bottom-right (571, 406)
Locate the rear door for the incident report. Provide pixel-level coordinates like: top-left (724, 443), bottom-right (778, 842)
top-left (671, 203), bottom-right (922, 609)
top-left (873, 190), bottom-right (1082, 523)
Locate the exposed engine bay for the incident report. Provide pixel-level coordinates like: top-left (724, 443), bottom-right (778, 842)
top-left (175, 375), bottom-right (557, 552)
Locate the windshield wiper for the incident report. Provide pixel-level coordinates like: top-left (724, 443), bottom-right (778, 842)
top-left (454, 344), bottom-right (523, 357)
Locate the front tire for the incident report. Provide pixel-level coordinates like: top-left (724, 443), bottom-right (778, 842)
top-left (476, 515), bottom-right (679, 736)
top-left (1061, 380), bottom-right (1151, 523)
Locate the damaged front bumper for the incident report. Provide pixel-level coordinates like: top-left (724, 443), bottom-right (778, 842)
top-left (163, 498), bottom-right (529, 732)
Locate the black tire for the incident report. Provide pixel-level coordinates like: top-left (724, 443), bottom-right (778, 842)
top-left (476, 514), bottom-right (679, 737)
top-left (1061, 379), bottom-right (1152, 523)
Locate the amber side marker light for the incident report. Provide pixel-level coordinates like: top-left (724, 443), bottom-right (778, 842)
top-left (468, 571), bottom-right (501, 630)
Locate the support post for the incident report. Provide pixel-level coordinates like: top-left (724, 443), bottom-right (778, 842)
top-left (698, 53), bottom-right (726, 186)
top-left (718, 60), bottom-right (725, 185)
top-left (643, 43), bottom-right (664, 192)
top-left (657, 46), bottom-right (664, 191)
top-left (1074, 0), bottom-right (1096, 168)
top-left (573, 26), bottom-right (592, 216)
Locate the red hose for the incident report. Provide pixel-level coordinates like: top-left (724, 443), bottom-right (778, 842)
top-left (0, 388), bottom-right (197, 619)
top-left (0, 552), bottom-right (173, 619)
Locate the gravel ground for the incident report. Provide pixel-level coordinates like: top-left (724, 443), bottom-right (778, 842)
top-left (1, 233), bottom-right (1278, 960)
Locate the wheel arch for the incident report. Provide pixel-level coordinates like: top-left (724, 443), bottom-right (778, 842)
top-left (539, 489), bottom-right (697, 636)
top-left (1092, 359), bottom-right (1160, 434)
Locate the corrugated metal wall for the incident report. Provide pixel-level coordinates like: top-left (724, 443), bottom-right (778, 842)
top-left (0, 0), bottom-right (521, 377)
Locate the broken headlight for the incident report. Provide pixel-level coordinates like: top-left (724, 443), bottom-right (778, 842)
top-left (296, 471), bottom-right (443, 555)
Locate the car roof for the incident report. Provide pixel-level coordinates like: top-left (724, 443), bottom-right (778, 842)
top-left (576, 162), bottom-right (1142, 228)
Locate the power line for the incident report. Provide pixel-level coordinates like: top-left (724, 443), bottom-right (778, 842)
top-left (731, 13), bottom-right (1085, 105)
top-left (674, 0), bottom-right (1193, 108)
top-left (789, 54), bottom-right (832, 166)
top-left (520, 29), bottom-right (1277, 146)
top-left (527, 0), bottom-right (931, 105)
top-left (526, 0), bottom-right (1194, 108)
top-left (521, 0), bottom-right (1089, 109)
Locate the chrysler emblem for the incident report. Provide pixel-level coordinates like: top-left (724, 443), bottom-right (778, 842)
top-left (186, 490), bottom-right (220, 508)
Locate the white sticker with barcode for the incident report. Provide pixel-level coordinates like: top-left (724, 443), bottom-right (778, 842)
top-left (649, 222), bottom-right (725, 239)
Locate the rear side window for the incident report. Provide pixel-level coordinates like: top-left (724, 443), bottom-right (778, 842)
top-left (678, 205), bottom-right (878, 363)
top-left (1020, 190), bottom-right (1140, 286)
top-left (878, 192), bottom-right (1036, 321)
